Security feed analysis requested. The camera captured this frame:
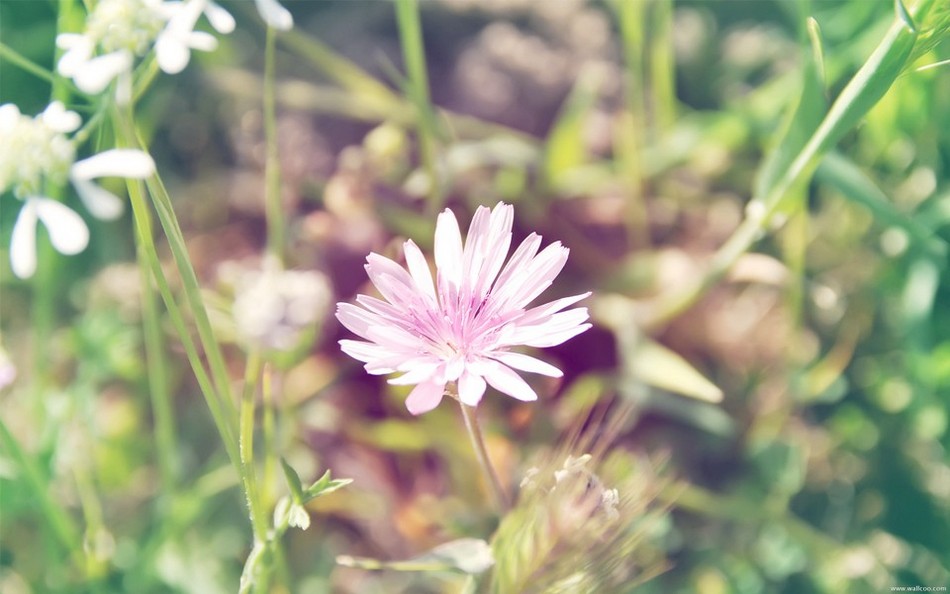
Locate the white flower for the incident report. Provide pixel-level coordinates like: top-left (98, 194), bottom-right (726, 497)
top-left (55, 0), bottom-right (233, 100)
top-left (1, 103), bottom-right (155, 279)
top-left (56, 0), bottom-right (170, 99)
top-left (232, 258), bottom-right (333, 352)
top-left (154, 0), bottom-right (222, 75)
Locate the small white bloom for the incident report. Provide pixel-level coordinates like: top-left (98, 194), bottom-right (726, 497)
top-left (70, 149), bottom-right (156, 220)
top-left (232, 259), bottom-right (333, 352)
top-left (1, 103), bottom-right (155, 278)
top-left (56, 0), bottom-right (170, 100)
top-left (11, 197), bottom-right (89, 279)
top-left (255, 0), bottom-right (294, 31)
top-left (155, 0), bottom-right (220, 75)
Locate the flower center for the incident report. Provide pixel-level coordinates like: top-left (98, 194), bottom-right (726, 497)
top-left (87, 0), bottom-right (166, 55)
top-left (0, 112), bottom-right (75, 199)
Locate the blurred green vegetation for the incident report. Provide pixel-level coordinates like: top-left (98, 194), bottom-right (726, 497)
top-left (1, 0), bottom-right (949, 593)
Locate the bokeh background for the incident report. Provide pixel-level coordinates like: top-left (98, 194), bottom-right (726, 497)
top-left (1, 0), bottom-right (949, 592)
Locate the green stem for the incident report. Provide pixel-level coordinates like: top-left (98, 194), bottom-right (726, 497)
top-left (0, 42), bottom-right (68, 87)
top-left (0, 418), bottom-right (83, 567)
top-left (141, 168), bottom-right (238, 429)
top-left (644, 3), bottom-right (930, 327)
top-left (240, 352), bottom-right (269, 544)
top-left (137, 213), bottom-right (179, 492)
top-left (263, 26), bottom-right (285, 263)
top-left (261, 362), bottom-right (277, 507)
top-left (614, 0), bottom-right (650, 247)
top-left (649, 0), bottom-right (676, 134)
top-left (458, 400), bottom-right (510, 513)
top-left (126, 173), bottom-right (240, 470)
top-left (394, 0), bottom-right (442, 213)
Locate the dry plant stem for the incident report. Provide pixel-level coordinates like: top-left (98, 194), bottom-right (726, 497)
top-left (458, 400), bottom-right (510, 513)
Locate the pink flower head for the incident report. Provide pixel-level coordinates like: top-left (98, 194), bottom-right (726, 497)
top-left (336, 202), bottom-right (591, 415)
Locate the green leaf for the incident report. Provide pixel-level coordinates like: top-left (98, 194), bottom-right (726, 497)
top-left (280, 458), bottom-right (305, 504)
top-left (303, 469), bottom-right (353, 503)
top-left (753, 15), bottom-right (827, 202)
top-left (628, 337), bottom-right (723, 403)
top-left (543, 64), bottom-right (605, 191)
top-left (816, 152), bottom-right (946, 259)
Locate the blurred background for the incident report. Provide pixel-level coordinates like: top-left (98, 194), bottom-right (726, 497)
top-left (1, 0), bottom-right (949, 592)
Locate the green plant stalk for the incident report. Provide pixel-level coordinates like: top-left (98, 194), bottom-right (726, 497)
top-left (614, 0), bottom-right (650, 246)
top-left (263, 26), bottom-right (285, 263)
top-left (458, 399), bottom-right (510, 513)
top-left (142, 169), bottom-right (238, 429)
top-left (649, 0), bottom-right (676, 134)
top-left (126, 176), bottom-right (241, 471)
top-left (395, 0), bottom-right (442, 213)
top-left (137, 210), bottom-right (179, 492)
top-left (645, 3), bottom-right (931, 328)
top-left (261, 362), bottom-right (277, 506)
top-left (0, 42), bottom-right (68, 87)
top-left (0, 418), bottom-right (84, 567)
top-left (240, 352), bottom-right (269, 544)
top-left (239, 352), bottom-right (274, 594)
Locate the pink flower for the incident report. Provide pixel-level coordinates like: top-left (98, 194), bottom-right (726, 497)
top-left (336, 202), bottom-right (591, 415)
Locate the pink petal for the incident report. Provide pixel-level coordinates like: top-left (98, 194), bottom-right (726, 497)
top-left (473, 360), bottom-right (537, 402)
top-left (406, 380), bottom-right (446, 415)
top-left (490, 351), bottom-right (562, 377)
top-left (403, 240), bottom-right (437, 303)
top-left (520, 292), bottom-right (592, 324)
top-left (434, 209), bottom-right (463, 291)
top-left (458, 370), bottom-right (487, 406)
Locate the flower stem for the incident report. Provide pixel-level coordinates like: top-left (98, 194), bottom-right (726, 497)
top-left (458, 400), bottom-right (510, 513)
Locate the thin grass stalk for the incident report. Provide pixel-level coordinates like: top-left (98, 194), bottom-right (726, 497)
top-left (395, 0), bottom-right (442, 213)
top-left (126, 177), bottom-right (241, 470)
top-left (141, 168), bottom-right (238, 428)
top-left (263, 26), bottom-right (285, 264)
top-left (137, 209), bottom-right (179, 492)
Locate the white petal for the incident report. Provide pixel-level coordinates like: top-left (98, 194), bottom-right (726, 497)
top-left (73, 51), bottom-right (133, 94)
top-left (33, 198), bottom-right (89, 255)
top-left (10, 200), bottom-right (39, 278)
top-left (71, 149), bottom-right (155, 180)
top-left (255, 0), bottom-right (294, 30)
top-left (458, 370), bottom-right (487, 406)
top-left (71, 178), bottom-right (124, 220)
top-left (155, 36), bottom-right (191, 74)
top-left (56, 35), bottom-right (93, 77)
top-left (490, 352), bottom-right (562, 377)
top-left (405, 380), bottom-right (445, 415)
top-left (473, 359), bottom-right (537, 402)
top-left (0, 104), bottom-right (21, 131)
top-left (204, 1), bottom-right (236, 33)
top-left (41, 101), bottom-right (81, 133)
top-left (187, 31), bottom-right (218, 52)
